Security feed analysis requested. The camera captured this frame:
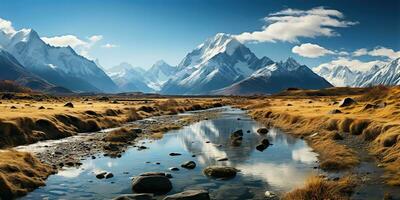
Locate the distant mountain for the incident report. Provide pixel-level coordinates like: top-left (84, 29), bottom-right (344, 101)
top-left (216, 58), bottom-right (333, 95)
top-left (0, 48), bottom-right (53, 90)
top-left (355, 58), bottom-right (400, 87)
top-left (145, 60), bottom-right (176, 91)
top-left (0, 29), bottom-right (118, 93)
top-left (313, 65), bottom-right (362, 87)
top-left (161, 33), bottom-right (274, 94)
top-left (106, 62), bottom-right (153, 93)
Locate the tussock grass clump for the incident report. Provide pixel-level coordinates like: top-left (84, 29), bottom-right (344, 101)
top-left (0, 150), bottom-right (54, 199)
top-left (358, 85), bottom-right (390, 102)
top-left (283, 176), bottom-right (355, 200)
top-left (349, 119), bottom-right (371, 135)
top-left (126, 108), bottom-right (143, 122)
top-left (104, 128), bottom-right (139, 143)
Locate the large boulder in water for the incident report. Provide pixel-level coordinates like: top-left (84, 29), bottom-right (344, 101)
top-left (203, 166), bottom-right (238, 179)
top-left (230, 130), bottom-right (243, 139)
top-left (181, 161), bottom-right (196, 169)
top-left (163, 190), bottom-right (210, 200)
top-left (131, 175), bottom-right (172, 194)
top-left (339, 98), bottom-right (356, 107)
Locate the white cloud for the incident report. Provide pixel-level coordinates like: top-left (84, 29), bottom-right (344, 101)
top-left (41, 34), bottom-right (103, 58)
top-left (102, 43), bottom-right (119, 48)
top-left (292, 43), bottom-right (335, 58)
top-left (0, 18), bottom-right (16, 34)
top-left (235, 7), bottom-right (357, 43)
top-left (316, 57), bottom-right (387, 72)
top-left (353, 47), bottom-right (400, 59)
top-left (41, 35), bottom-right (87, 48)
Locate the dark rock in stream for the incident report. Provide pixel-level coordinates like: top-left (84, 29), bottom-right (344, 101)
top-left (96, 172), bottom-right (107, 179)
top-left (203, 166), bottom-right (238, 179)
top-left (181, 161), bottom-right (196, 169)
top-left (163, 190), bottom-right (210, 200)
top-left (169, 167), bottom-right (180, 171)
top-left (131, 175), bottom-right (172, 194)
top-left (217, 157), bottom-right (229, 161)
top-left (257, 128), bottom-right (269, 134)
top-left (230, 130), bottom-right (243, 139)
top-left (169, 153), bottom-right (182, 156)
top-left (105, 173), bottom-right (114, 179)
top-left (113, 193), bottom-right (154, 200)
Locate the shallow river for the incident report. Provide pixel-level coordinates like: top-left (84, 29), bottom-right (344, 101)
top-left (22, 107), bottom-right (320, 200)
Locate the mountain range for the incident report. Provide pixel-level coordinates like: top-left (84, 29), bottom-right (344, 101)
top-left (0, 29), bottom-right (117, 93)
top-left (0, 25), bottom-right (398, 95)
top-left (313, 58), bottom-right (400, 87)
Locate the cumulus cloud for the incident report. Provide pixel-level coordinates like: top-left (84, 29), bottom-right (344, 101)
top-left (316, 57), bottom-right (387, 72)
top-left (353, 47), bottom-right (400, 59)
top-left (0, 18), bottom-right (16, 34)
top-left (41, 35), bottom-right (87, 48)
top-left (102, 43), bottom-right (119, 48)
top-left (235, 7), bottom-right (357, 43)
top-left (42, 34), bottom-right (103, 58)
top-left (292, 43), bottom-right (335, 58)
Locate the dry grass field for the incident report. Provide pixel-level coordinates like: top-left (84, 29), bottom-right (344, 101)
top-left (232, 86), bottom-right (400, 198)
top-left (0, 86), bottom-right (399, 199)
top-left (0, 94), bottom-right (226, 198)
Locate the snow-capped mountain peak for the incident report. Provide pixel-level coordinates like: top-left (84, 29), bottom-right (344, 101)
top-left (178, 33), bottom-right (242, 70)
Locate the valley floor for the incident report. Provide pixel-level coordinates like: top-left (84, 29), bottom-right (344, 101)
top-left (0, 86), bottom-right (399, 199)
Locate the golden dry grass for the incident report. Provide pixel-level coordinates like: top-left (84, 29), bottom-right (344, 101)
top-left (234, 86), bottom-right (400, 184)
top-left (283, 176), bottom-right (355, 200)
top-left (0, 150), bottom-right (54, 199)
top-left (0, 96), bottom-right (226, 148)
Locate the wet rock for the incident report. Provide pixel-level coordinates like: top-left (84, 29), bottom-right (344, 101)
top-left (169, 153), bottom-right (182, 156)
top-left (256, 144), bottom-right (268, 152)
top-left (328, 109), bottom-right (342, 114)
top-left (113, 193), bottom-right (154, 200)
top-left (139, 172), bottom-right (172, 178)
top-left (265, 191), bottom-right (278, 200)
top-left (131, 175), bottom-right (172, 194)
top-left (203, 166), bottom-right (237, 179)
top-left (64, 102), bottom-right (74, 108)
top-left (257, 128), bottom-right (269, 134)
top-left (138, 146), bottom-right (148, 150)
top-left (96, 172), bottom-right (107, 179)
top-left (237, 118), bottom-right (241, 120)
top-left (217, 157), bottom-right (228, 162)
top-left (91, 156), bottom-right (96, 159)
top-left (106, 173), bottom-right (114, 179)
top-left (181, 161), bottom-right (196, 169)
top-left (163, 190), bottom-right (210, 200)
top-left (230, 130), bottom-right (243, 139)
top-left (169, 167), bottom-right (180, 171)
top-left (339, 98), bottom-right (356, 107)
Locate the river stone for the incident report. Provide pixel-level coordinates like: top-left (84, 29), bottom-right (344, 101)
top-left (169, 153), bottom-right (182, 156)
top-left (96, 172), bottom-right (107, 179)
top-left (257, 128), bottom-right (268, 134)
top-left (163, 190), bottom-right (210, 200)
top-left (256, 144), bottom-right (268, 152)
top-left (181, 161), bottom-right (196, 169)
top-left (131, 175), bottom-right (172, 194)
top-left (339, 97), bottom-right (356, 107)
top-left (169, 167), bottom-right (180, 171)
top-left (230, 130), bottom-right (243, 139)
top-left (113, 193), bottom-right (154, 200)
top-left (105, 173), bottom-right (114, 179)
top-left (203, 166), bottom-right (237, 178)
top-left (64, 102), bottom-right (74, 108)
top-left (139, 172), bottom-right (172, 178)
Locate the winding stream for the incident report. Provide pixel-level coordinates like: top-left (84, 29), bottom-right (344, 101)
top-left (20, 107), bottom-right (320, 200)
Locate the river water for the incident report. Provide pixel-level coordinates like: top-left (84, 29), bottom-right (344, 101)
top-left (22, 107), bottom-right (320, 200)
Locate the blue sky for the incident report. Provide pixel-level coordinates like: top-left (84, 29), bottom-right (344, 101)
top-left (0, 0), bottom-right (399, 70)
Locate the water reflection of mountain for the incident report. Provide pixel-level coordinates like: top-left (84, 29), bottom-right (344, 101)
top-left (179, 117), bottom-right (261, 166)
